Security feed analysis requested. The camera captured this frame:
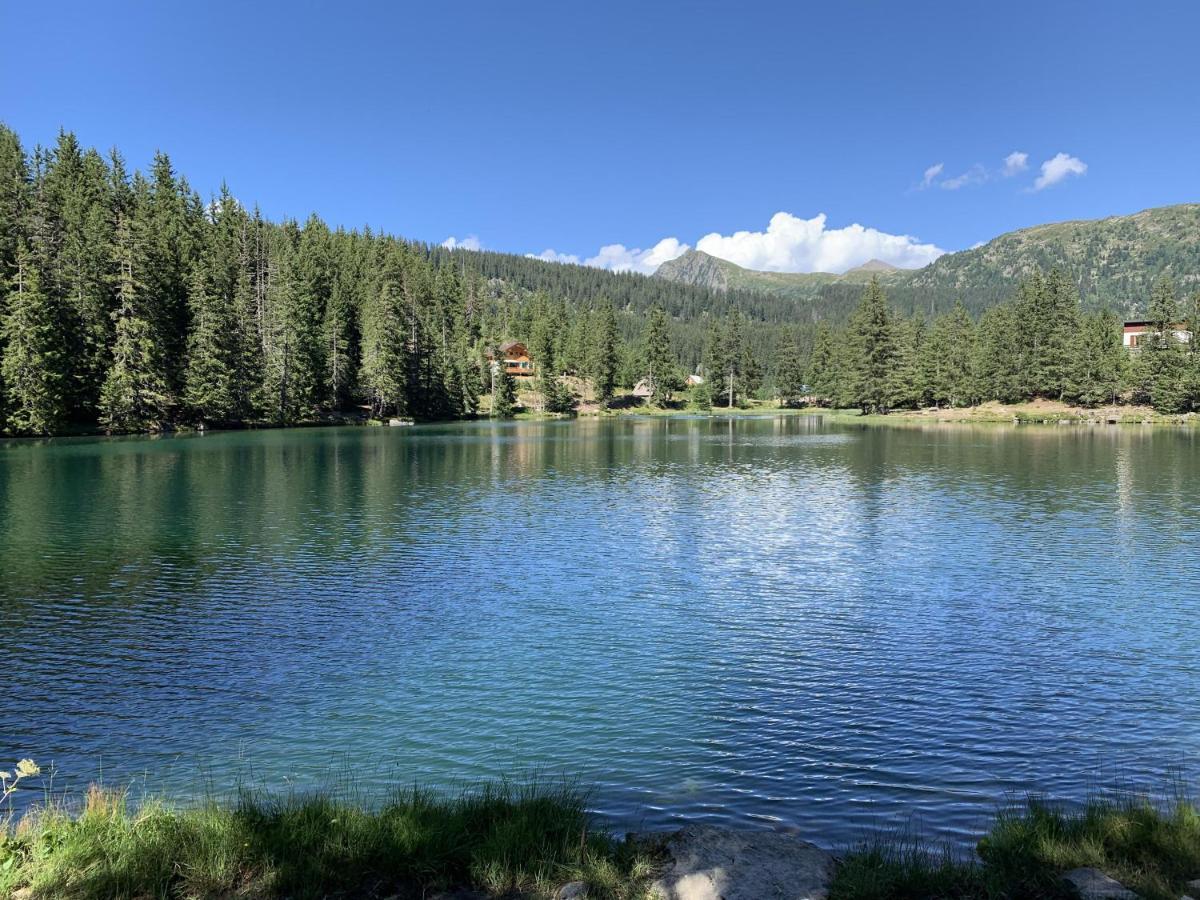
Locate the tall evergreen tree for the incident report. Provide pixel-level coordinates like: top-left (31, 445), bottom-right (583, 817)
top-left (846, 277), bottom-right (899, 414)
top-left (589, 299), bottom-right (618, 404)
top-left (262, 225), bottom-right (323, 422)
top-left (775, 326), bottom-right (808, 407)
top-left (639, 305), bottom-right (678, 404)
top-left (492, 364), bottom-right (517, 418)
top-left (921, 301), bottom-right (976, 407)
top-left (358, 245), bottom-right (408, 418)
top-left (99, 214), bottom-right (173, 432)
top-left (974, 302), bottom-right (1023, 403)
top-left (805, 322), bottom-right (839, 407)
top-left (2, 243), bottom-right (68, 434)
top-left (1067, 309), bottom-right (1125, 407)
top-left (1142, 276), bottom-right (1189, 412)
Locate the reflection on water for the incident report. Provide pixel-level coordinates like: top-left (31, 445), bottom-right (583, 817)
top-left (2, 416), bottom-right (1198, 845)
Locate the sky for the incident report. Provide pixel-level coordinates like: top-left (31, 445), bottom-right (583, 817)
top-left (2, 0), bottom-right (1198, 275)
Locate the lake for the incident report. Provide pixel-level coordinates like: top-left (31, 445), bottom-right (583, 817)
top-left (2, 415), bottom-right (1197, 846)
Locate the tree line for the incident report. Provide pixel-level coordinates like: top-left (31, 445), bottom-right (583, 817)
top-left (3, 123), bottom-right (1198, 436)
top-left (782, 271), bottom-right (1200, 414)
top-left (0, 126), bottom-right (692, 435)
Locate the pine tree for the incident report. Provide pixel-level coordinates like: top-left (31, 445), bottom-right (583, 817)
top-left (183, 261), bottom-right (240, 422)
top-left (492, 364), bottom-right (517, 418)
top-left (2, 244), bottom-right (68, 434)
top-left (640, 305), bottom-right (678, 404)
top-left (805, 322), bottom-right (838, 407)
top-left (540, 374), bottom-right (576, 414)
top-left (775, 326), bottom-right (807, 407)
top-left (921, 302), bottom-right (976, 407)
top-left (846, 277), bottom-right (899, 414)
top-left (44, 132), bottom-right (117, 418)
top-left (262, 225), bottom-right (323, 423)
top-left (889, 314), bottom-right (922, 409)
top-left (974, 302), bottom-right (1023, 402)
top-left (359, 246), bottom-right (408, 418)
top-left (589, 299), bottom-right (618, 404)
top-left (1066, 310), bottom-right (1124, 407)
top-left (1143, 276), bottom-right (1189, 412)
top-left (99, 216), bottom-right (172, 432)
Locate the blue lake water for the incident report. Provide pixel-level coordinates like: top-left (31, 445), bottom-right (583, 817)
top-left (2, 415), bottom-right (1197, 846)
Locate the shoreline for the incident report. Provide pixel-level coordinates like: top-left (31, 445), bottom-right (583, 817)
top-left (4, 399), bottom-right (1198, 445)
top-left (2, 779), bottom-right (1196, 899)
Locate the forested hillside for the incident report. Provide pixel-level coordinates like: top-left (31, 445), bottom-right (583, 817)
top-left (0, 125), bottom-right (785, 436)
top-left (2, 122), bottom-right (1198, 437)
top-left (656, 205), bottom-right (1200, 320)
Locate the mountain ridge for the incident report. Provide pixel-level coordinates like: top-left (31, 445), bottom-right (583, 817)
top-left (654, 203), bottom-right (1200, 317)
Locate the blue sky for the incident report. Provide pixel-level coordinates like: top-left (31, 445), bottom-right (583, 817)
top-left (2, 0), bottom-right (1197, 273)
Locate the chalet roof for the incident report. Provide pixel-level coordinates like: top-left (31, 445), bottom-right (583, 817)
top-left (499, 340), bottom-right (527, 354)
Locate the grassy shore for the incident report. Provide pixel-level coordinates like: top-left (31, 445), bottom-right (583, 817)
top-left (0, 782), bottom-right (660, 900)
top-left (3, 782), bottom-right (1199, 899)
top-left (834, 794), bottom-right (1200, 900)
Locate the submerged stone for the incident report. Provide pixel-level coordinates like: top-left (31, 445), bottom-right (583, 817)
top-left (648, 824), bottom-right (834, 900)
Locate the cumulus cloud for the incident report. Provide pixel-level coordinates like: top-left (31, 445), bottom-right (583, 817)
top-left (584, 237), bottom-right (690, 274)
top-left (1002, 151), bottom-right (1029, 176)
top-left (1033, 152), bottom-right (1087, 190)
top-left (441, 234), bottom-right (482, 251)
top-left (693, 211), bottom-right (944, 274)
top-left (919, 163), bottom-right (944, 189)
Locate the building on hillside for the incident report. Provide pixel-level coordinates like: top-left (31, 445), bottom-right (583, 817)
top-left (487, 340), bottom-right (535, 376)
top-left (685, 373), bottom-right (705, 386)
top-left (632, 379), bottom-right (653, 399)
top-left (1123, 321), bottom-right (1192, 349)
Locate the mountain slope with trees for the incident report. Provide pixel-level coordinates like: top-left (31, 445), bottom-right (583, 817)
top-left (655, 204), bottom-right (1200, 319)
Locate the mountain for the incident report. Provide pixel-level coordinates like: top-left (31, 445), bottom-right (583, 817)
top-left (654, 204), bottom-right (1200, 319)
top-left (654, 249), bottom-right (906, 300)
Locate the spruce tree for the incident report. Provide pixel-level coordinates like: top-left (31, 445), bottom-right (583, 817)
top-left (639, 305), bottom-right (678, 404)
top-left (774, 326), bottom-right (807, 407)
top-left (492, 364), bottom-right (517, 418)
top-left (262, 226), bottom-right (323, 422)
top-left (1144, 276), bottom-right (1189, 412)
top-left (359, 247), bottom-right (408, 418)
top-left (589, 299), bottom-right (618, 404)
top-left (183, 261), bottom-right (240, 423)
top-left (99, 216), bottom-right (173, 432)
top-left (846, 277), bottom-right (899, 414)
top-left (921, 302), bottom-right (976, 407)
top-left (805, 322), bottom-right (838, 407)
top-left (1067, 310), bottom-right (1124, 407)
top-left (974, 302), bottom-right (1023, 403)
top-left (2, 244), bottom-right (68, 434)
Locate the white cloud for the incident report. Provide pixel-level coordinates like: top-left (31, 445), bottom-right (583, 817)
top-left (582, 237), bottom-right (691, 274)
top-left (1002, 151), bottom-right (1029, 176)
top-left (1033, 153), bottom-right (1087, 190)
top-left (441, 234), bottom-right (482, 251)
top-left (940, 164), bottom-right (987, 190)
top-left (919, 162), bottom-right (944, 189)
top-left (693, 211), bottom-right (944, 274)
top-left (527, 248), bottom-right (582, 265)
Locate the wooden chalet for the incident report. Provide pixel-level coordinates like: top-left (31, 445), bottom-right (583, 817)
top-left (488, 340), bottom-right (535, 377)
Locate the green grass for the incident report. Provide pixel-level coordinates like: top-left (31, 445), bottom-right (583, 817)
top-left (0, 781), bottom-right (661, 900)
top-left (831, 794), bottom-right (1200, 900)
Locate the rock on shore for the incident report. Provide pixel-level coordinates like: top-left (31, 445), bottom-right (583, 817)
top-left (647, 824), bottom-right (835, 900)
